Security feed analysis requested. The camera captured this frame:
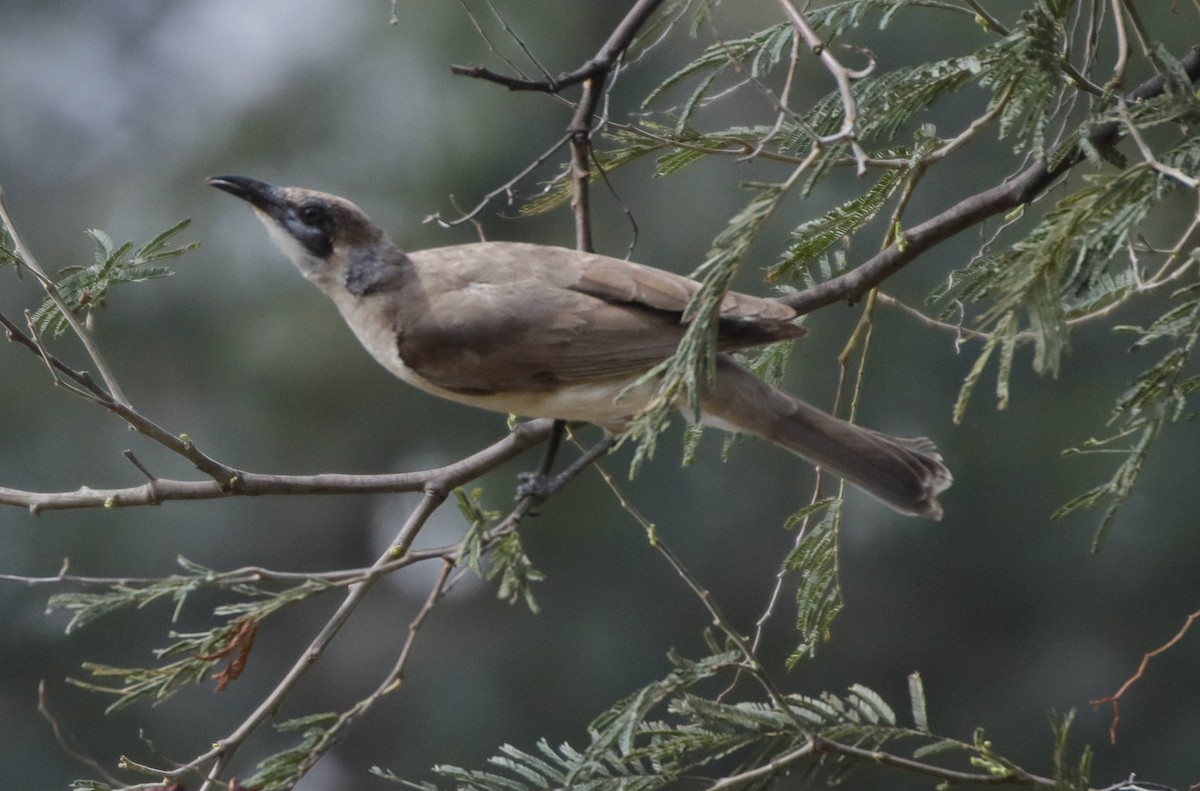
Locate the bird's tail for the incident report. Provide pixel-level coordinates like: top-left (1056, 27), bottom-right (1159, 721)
top-left (699, 356), bottom-right (952, 519)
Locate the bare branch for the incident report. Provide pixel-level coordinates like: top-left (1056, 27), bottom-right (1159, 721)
top-left (451, 0), bottom-right (667, 92)
top-left (1, 308), bottom-right (240, 486)
top-left (0, 418), bottom-right (555, 515)
top-left (1118, 97), bottom-right (1200, 189)
top-left (775, 0), bottom-right (874, 174)
top-left (180, 490), bottom-right (448, 789)
top-left (38, 681), bottom-right (125, 787)
top-left (1092, 608), bottom-right (1200, 744)
top-left (456, 0), bottom-right (553, 86)
top-left (440, 0), bottom-right (669, 236)
top-left (2, 301), bottom-right (562, 516)
top-left (279, 558), bottom-right (460, 785)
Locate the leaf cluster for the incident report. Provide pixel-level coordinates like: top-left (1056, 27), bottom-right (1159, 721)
top-left (30, 218), bottom-right (195, 337)
top-left (782, 498), bottom-right (843, 665)
top-left (938, 109), bottom-right (1200, 539)
top-left (49, 558), bottom-right (333, 712)
top-left (384, 646), bottom-right (1090, 791)
top-left (1054, 285), bottom-right (1200, 549)
top-left (456, 487), bottom-right (545, 611)
top-left (241, 712), bottom-right (342, 791)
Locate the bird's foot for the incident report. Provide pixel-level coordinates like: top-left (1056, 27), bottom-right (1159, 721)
top-left (515, 470), bottom-right (563, 502)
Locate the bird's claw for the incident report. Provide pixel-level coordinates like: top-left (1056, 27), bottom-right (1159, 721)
top-left (516, 471), bottom-right (560, 502)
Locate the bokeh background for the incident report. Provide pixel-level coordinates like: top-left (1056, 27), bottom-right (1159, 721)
top-left (1, 2), bottom-right (1198, 789)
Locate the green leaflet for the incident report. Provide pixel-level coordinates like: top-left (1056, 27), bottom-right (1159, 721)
top-left (31, 218), bottom-right (196, 337)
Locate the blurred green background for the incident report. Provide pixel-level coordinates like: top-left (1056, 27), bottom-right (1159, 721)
top-left (1, 2), bottom-right (1198, 789)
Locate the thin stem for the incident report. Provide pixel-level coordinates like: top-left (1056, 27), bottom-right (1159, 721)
top-left (450, 0), bottom-right (667, 92)
top-left (281, 559), bottom-right (460, 786)
top-left (704, 741), bottom-right (815, 790)
top-left (775, 0), bottom-right (873, 173)
top-left (1107, 0), bottom-right (1130, 90)
top-left (428, 133), bottom-right (571, 227)
top-left (0, 184), bottom-right (130, 405)
top-left (1092, 608), bottom-right (1200, 743)
top-left (779, 42), bottom-right (1200, 315)
top-left (189, 490), bottom-right (448, 789)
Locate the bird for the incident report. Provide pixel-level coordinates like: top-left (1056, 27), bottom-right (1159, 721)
top-left (208, 175), bottom-right (952, 518)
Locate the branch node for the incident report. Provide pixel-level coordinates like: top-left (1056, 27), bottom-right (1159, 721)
top-left (123, 449), bottom-right (158, 483)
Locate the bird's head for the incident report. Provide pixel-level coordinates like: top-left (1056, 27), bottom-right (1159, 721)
top-left (208, 175), bottom-right (391, 290)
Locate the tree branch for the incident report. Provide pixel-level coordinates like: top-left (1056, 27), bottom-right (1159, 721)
top-left (779, 43), bottom-right (1200, 315)
top-left (2, 303), bottom-right (560, 515)
top-left (775, 0), bottom-right (873, 173)
top-left (185, 490), bottom-right (449, 790)
top-left (0, 185), bottom-right (132, 405)
top-left (1, 308), bottom-right (241, 486)
top-left (450, 0), bottom-right (667, 92)
top-left (280, 558), bottom-right (460, 787)
top-left (810, 735), bottom-right (1058, 788)
top-left (443, 0), bottom-right (668, 242)
top-left (0, 418), bottom-right (555, 515)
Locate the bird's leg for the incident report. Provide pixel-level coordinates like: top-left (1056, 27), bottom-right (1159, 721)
top-left (516, 419), bottom-right (566, 500)
top-left (516, 421), bottom-right (614, 502)
top-left (539, 420), bottom-right (567, 477)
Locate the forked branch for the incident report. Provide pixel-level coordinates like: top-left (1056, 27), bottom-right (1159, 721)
top-left (780, 43), bottom-right (1200, 315)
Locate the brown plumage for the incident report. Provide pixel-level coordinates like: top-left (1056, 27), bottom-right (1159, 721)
top-left (209, 175), bottom-right (952, 518)
top-left (392, 243), bottom-right (806, 395)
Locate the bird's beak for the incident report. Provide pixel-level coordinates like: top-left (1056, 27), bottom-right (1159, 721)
top-left (207, 175), bottom-right (284, 217)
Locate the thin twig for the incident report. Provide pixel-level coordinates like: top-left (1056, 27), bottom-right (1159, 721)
top-left (1, 308), bottom-right (241, 486)
top-left (778, 43), bottom-right (1200, 315)
top-left (810, 734), bottom-right (1059, 787)
top-left (1, 302), bottom-right (556, 515)
top-left (0, 309), bottom-right (110, 400)
top-left (697, 14), bottom-right (815, 155)
top-left (184, 490), bottom-right (449, 790)
top-left (739, 29), bottom-right (803, 161)
top-left (775, 0), bottom-right (874, 174)
top-left (1108, 0), bottom-right (1130, 91)
top-left (427, 134), bottom-right (571, 227)
top-left (442, 0), bottom-right (668, 232)
top-left (22, 309), bottom-right (76, 394)
top-left (584, 434), bottom-right (816, 736)
top-left (1119, 0), bottom-right (1155, 59)
top-left (0, 544), bottom-right (456, 589)
top-left (1092, 608), bottom-right (1200, 743)
top-left (450, 0), bottom-right (667, 92)
top-left (1117, 98), bottom-right (1200, 189)
top-left (569, 75), bottom-right (604, 252)
top-left (38, 681), bottom-right (125, 786)
top-left (456, 0), bottom-right (549, 85)
top-left (704, 741), bottom-right (816, 789)
top-left (963, 0), bottom-right (1009, 35)
top-left (0, 183), bottom-right (131, 405)
top-left (282, 558), bottom-right (461, 785)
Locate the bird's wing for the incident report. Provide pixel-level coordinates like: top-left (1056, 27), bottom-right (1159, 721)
top-left (567, 246), bottom-right (798, 323)
top-left (393, 243), bottom-right (804, 395)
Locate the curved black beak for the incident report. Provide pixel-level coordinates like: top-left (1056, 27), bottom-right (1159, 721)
top-left (207, 175), bottom-right (282, 214)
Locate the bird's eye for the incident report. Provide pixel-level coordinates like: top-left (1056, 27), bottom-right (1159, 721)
top-left (297, 204), bottom-right (326, 226)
